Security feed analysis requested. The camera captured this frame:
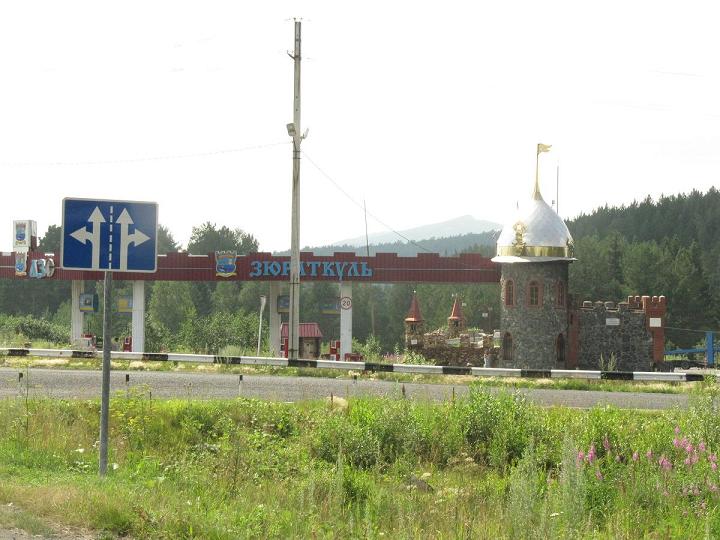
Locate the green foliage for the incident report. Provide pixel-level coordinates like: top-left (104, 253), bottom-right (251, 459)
top-left (2, 389), bottom-right (720, 537)
top-left (179, 312), bottom-right (261, 354)
top-left (148, 281), bottom-right (196, 334)
top-left (187, 222), bottom-right (258, 255)
top-left (0, 314), bottom-right (69, 344)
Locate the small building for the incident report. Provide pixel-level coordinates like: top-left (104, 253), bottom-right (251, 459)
top-left (280, 323), bottom-right (323, 359)
top-left (404, 292), bottom-right (424, 350)
top-left (447, 297), bottom-right (466, 338)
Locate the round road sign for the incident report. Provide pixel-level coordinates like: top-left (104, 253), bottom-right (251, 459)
top-left (340, 296), bottom-right (352, 310)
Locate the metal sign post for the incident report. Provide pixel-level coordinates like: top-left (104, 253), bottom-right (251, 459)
top-left (99, 271), bottom-right (112, 476)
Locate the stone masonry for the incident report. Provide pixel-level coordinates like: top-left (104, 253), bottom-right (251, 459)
top-left (574, 296), bottom-right (666, 372)
top-left (499, 261), bottom-right (569, 369)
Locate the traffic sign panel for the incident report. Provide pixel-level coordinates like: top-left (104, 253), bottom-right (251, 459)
top-left (61, 198), bottom-right (158, 272)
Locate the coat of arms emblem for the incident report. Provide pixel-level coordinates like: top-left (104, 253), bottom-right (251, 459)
top-left (215, 251), bottom-right (237, 277)
top-left (15, 252), bottom-right (27, 276)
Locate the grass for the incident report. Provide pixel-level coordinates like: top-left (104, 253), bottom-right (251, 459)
top-left (1, 352), bottom-right (711, 395)
top-left (0, 387), bottom-right (719, 538)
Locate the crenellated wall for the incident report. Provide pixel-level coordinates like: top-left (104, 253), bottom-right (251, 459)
top-left (574, 295), bottom-right (666, 371)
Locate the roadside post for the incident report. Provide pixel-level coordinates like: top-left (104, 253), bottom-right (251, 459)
top-left (61, 198), bottom-right (158, 476)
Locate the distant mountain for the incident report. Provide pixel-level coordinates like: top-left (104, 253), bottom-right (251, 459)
top-left (332, 215), bottom-right (501, 248)
top-left (273, 230), bottom-right (500, 257)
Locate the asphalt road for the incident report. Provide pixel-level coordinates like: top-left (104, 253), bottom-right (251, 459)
top-left (0, 367), bottom-right (690, 410)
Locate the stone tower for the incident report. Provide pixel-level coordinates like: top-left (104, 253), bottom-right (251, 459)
top-left (404, 292), bottom-right (424, 350)
top-left (447, 296), bottom-right (466, 338)
top-left (491, 174), bottom-right (575, 369)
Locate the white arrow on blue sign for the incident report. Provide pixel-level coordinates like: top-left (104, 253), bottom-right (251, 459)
top-left (61, 198), bottom-right (158, 272)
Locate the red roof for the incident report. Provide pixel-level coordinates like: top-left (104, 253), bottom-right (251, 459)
top-left (405, 293), bottom-right (423, 323)
top-left (280, 323), bottom-right (323, 339)
top-left (448, 297), bottom-right (464, 321)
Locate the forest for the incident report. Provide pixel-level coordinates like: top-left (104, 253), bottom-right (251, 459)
top-left (0, 188), bottom-right (718, 352)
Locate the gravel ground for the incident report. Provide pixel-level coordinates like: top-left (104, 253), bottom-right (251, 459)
top-left (0, 367), bottom-right (689, 410)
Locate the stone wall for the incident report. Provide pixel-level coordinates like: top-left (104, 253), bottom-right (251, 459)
top-left (499, 261), bottom-right (569, 369)
top-left (423, 346), bottom-right (488, 367)
top-left (576, 300), bottom-right (653, 371)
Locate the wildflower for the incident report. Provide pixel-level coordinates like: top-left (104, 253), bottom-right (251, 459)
top-left (685, 443), bottom-right (694, 454)
top-left (603, 436), bottom-right (611, 452)
top-left (712, 462), bottom-right (718, 472)
top-left (709, 453), bottom-right (717, 463)
top-left (675, 426), bottom-right (681, 435)
top-left (595, 470), bottom-right (603, 480)
top-left (74, 448), bottom-right (85, 453)
top-left (658, 455), bottom-right (672, 471)
top-left (691, 453), bottom-right (699, 465)
top-left (673, 438), bottom-right (681, 448)
top-left (587, 445), bottom-right (596, 463)
top-left (684, 457), bottom-right (692, 466)
top-left (577, 450), bottom-right (585, 464)
top-left (699, 442), bottom-right (706, 452)
top-left (112, 463), bottom-right (119, 470)
top-left (646, 450), bottom-right (653, 460)
top-left (632, 451), bottom-right (639, 462)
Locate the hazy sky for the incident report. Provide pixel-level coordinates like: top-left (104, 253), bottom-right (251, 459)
top-left (1, 1), bottom-right (719, 253)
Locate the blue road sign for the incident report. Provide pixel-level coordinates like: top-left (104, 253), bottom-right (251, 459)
top-left (61, 198), bottom-right (158, 272)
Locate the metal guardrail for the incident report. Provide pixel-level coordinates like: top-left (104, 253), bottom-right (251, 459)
top-left (0, 348), bottom-right (711, 382)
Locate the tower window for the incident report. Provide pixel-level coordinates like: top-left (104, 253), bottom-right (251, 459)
top-left (502, 332), bottom-right (513, 362)
top-left (556, 333), bottom-right (566, 367)
top-left (505, 280), bottom-right (515, 307)
top-left (528, 281), bottom-right (541, 307)
top-left (557, 281), bottom-right (565, 308)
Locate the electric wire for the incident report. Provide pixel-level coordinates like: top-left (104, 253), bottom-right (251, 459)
top-left (303, 151), bottom-right (440, 255)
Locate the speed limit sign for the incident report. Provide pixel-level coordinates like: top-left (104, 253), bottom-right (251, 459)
top-left (340, 296), bottom-right (352, 310)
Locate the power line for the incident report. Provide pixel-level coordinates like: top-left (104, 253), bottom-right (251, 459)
top-left (303, 151), bottom-right (435, 254)
top-left (0, 141), bottom-right (290, 167)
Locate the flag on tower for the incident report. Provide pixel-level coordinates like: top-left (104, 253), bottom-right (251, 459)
top-left (537, 143), bottom-right (552, 154)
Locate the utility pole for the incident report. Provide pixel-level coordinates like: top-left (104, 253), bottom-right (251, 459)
top-left (364, 200), bottom-right (376, 336)
top-left (287, 20), bottom-right (306, 360)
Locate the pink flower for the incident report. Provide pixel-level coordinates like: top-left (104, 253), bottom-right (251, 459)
top-left (587, 445), bottom-right (596, 463)
top-left (675, 426), bottom-right (681, 435)
top-left (577, 450), bottom-right (585, 464)
top-left (712, 462), bottom-right (717, 472)
top-left (685, 443), bottom-right (694, 454)
top-left (658, 455), bottom-right (672, 471)
top-left (691, 453), bottom-right (699, 465)
top-left (699, 442), bottom-right (706, 452)
top-left (632, 451), bottom-right (639, 462)
top-left (709, 453), bottom-right (717, 463)
top-left (684, 457), bottom-right (691, 466)
top-left (603, 436), bottom-right (611, 452)
top-left (646, 450), bottom-right (653, 460)
top-left (673, 438), bottom-right (681, 448)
